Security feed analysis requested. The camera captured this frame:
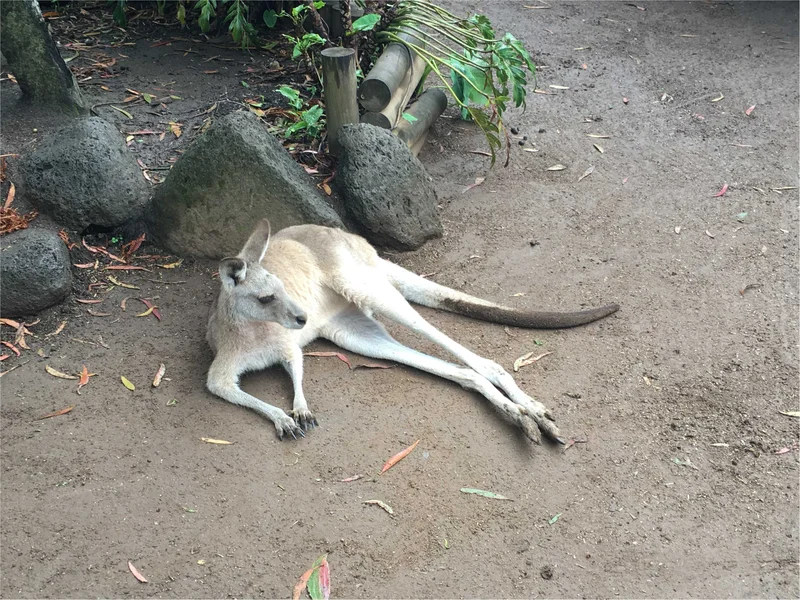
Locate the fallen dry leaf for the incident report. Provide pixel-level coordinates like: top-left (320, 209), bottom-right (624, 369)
top-left (1, 341), bottom-right (20, 356)
top-left (37, 405), bottom-right (76, 420)
top-left (353, 363), bottom-right (393, 370)
top-left (201, 437), bottom-right (234, 445)
top-left (45, 365), bottom-right (78, 380)
top-left (46, 320), bottom-right (67, 337)
top-left (108, 275), bottom-right (139, 290)
top-left (340, 474), bottom-right (363, 482)
top-left (4, 182), bottom-right (15, 209)
top-left (364, 499), bottom-right (395, 515)
top-left (138, 298), bottom-right (162, 320)
top-left (462, 176), bottom-right (486, 194)
top-left (304, 351), bottom-right (352, 369)
top-left (76, 298), bottom-right (103, 304)
top-left (586, 133), bottom-right (611, 139)
top-left (711, 94), bottom-right (724, 102)
top-left (547, 164), bottom-right (567, 171)
top-left (169, 121), bottom-right (182, 137)
top-left (136, 306), bottom-right (155, 318)
top-left (128, 561), bottom-right (148, 583)
top-left (153, 363), bottom-right (166, 387)
top-left (381, 439), bottom-right (420, 473)
top-left (120, 297), bottom-right (129, 311)
top-left (745, 104), bottom-right (756, 116)
top-left (88, 309), bottom-right (112, 317)
top-left (578, 165), bottom-right (595, 182)
top-left (0, 354), bottom-right (9, 361)
top-left (513, 350), bottom-right (553, 372)
top-left (105, 265), bottom-right (150, 271)
top-left (293, 555), bottom-right (328, 600)
top-left (73, 262), bottom-right (95, 269)
top-left (158, 260), bottom-right (183, 269)
top-left (549, 84), bottom-right (569, 90)
top-left (713, 183), bottom-right (729, 197)
top-left (77, 365), bottom-right (89, 393)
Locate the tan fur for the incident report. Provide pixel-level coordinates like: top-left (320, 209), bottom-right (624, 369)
top-left (206, 220), bottom-right (618, 443)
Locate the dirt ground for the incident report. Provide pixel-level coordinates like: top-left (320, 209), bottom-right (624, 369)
top-left (1, 1), bottom-right (799, 598)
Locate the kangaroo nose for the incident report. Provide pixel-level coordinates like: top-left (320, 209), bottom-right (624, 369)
top-left (296, 315), bottom-right (307, 326)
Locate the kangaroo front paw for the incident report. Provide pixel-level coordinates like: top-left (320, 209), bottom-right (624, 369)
top-left (274, 414), bottom-right (305, 440)
top-left (290, 408), bottom-right (318, 431)
top-left (515, 409), bottom-right (563, 445)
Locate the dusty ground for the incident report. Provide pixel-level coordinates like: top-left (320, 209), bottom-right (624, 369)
top-left (1, 1), bottom-right (799, 598)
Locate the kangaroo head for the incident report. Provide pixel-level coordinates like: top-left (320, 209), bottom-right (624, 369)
top-left (218, 219), bottom-right (307, 329)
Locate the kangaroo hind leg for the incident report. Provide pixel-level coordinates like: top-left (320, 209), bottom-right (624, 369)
top-left (320, 308), bottom-right (547, 443)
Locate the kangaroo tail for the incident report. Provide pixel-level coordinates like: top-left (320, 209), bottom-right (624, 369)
top-left (380, 259), bottom-right (619, 329)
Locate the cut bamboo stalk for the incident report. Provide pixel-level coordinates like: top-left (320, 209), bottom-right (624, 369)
top-left (321, 47), bottom-right (359, 156)
top-left (408, 129), bottom-right (429, 157)
top-left (358, 32), bottom-right (425, 112)
top-left (394, 88), bottom-right (448, 148)
top-left (360, 52), bottom-right (427, 130)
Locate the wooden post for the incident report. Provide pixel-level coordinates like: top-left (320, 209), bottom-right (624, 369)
top-left (393, 88), bottom-right (447, 148)
top-left (358, 33), bottom-right (425, 112)
top-left (360, 52), bottom-right (427, 129)
top-left (321, 47), bottom-right (358, 156)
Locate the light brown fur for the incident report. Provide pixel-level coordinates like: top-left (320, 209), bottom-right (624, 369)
top-left (206, 220), bottom-right (618, 442)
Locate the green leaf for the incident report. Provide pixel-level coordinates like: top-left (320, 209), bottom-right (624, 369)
top-left (278, 85), bottom-right (301, 109)
top-left (351, 13), bottom-right (381, 32)
top-left (112, 0), bottom-right (128, 26)
top-left (548, 513), bottom-right (562, 525)
top-left (121, 376), bottom-right (135, 391)
top-left (306, 556), bottom-right (330, 600)
top-left (401, 112), bottom-right (418, 123)
top-left (241, 80), bottom-right (250, 88)
top-left (460, 487), bottom-right (511, 500)
top-left (263, 8), bottom-right (277, 27)
top-left (142, 93), bottom-right (154, 104)
top-left (302, 105), bottom-right (324, 126)
top-left (176, 2), bottom-right (186, 25)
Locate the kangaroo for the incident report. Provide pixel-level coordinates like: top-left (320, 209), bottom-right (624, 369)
top-left (206, 220), bottom-right (619, 444)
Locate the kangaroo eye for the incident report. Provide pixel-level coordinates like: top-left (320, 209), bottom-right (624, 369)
top-left (258, 294), bottom-right (275, 305)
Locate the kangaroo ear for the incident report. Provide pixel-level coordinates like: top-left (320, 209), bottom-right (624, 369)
top-left (220, 257), bottom-right (247, 289)
top-left (239, 219), bottom-right (271, 264)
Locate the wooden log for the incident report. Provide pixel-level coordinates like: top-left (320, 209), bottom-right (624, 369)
top-left (408, 129), bottom-right (429, 157)
top-left (394, 88), bottom-right (447, 148)
top-left (358, 32), bottom-right (425, 112)
top-left (360, 52), bottom-right (427, 130)
top-left (321, 47), bottom-right (359, 156)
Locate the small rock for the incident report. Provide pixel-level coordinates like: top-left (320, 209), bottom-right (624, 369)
top-left (518, 140), bottom-right (526, 146)
top-left (0, 228), bottom-right (72, 318)
top-left (18, 117), bottom-right (150, 231)
top-left (510, 126), bottom-right (520, 135)
top-left (538, 128), bottom-right (546, 133)
top-left (336, 123), bottom-right (442, 250)
top-left (540, 565), bottom-right (554, 580)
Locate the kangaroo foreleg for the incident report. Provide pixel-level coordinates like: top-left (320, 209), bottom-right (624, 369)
top-left (282, 348), bottom-right (318, 430)
top-left (207, 357), bottom-right (305, 439)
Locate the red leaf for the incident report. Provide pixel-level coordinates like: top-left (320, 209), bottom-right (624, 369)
top-left (37, 405), bottom-right (75, 420)
top-left (304, 351), bottom-right (352, 369)
top-left (381, 439), bottom-right (420, 474)
top-left (78, 365), bottom-right (89, 393)
top-left (745, 105), bottom-right (756, 116)
top-left (317, 558), bottom-right (331, 599)
top-left (138, 298), bottom-right (162, 321)
top-left (1, 341), bottom-right (20, 356)
top-left (0, 354), bottom-right (10, 361)
top-left (73, 262), bottom-right (95, 269)
top-left (128, 561), bottom-right (148, 583)
top-left (713, 183), bottom-right (728, 197)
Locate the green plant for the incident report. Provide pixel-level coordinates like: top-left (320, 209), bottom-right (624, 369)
top-left (277, 86), bottom-right (325, 140)
top-left (194, 0), bottom-right (257, 48)
top-left (110, 0), bottom-right (128, 26)
top-left (377, 1), bottom-right (537, 165)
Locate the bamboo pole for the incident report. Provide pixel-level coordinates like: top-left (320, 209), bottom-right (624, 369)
top-left (393, 88), bottom-right (447, 148)
top-left (358, 32), bottom-right (425, 112)
top-left (321, 47), bottom-right (359, 156)
top-left (360, 52), bottom-right (427, 129)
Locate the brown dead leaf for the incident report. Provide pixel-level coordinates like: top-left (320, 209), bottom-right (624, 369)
top-left (513, 351), bottom-right (553, 372)
top-left (108, 275), bottom-right (139, 290)
top-left (578, 165), bottom-right (595, 182)
top-left (381, 439), bottom-right (420, 473)
top-left (4, 182), bottom-right (15, 209)
top-left (88, 309), bottom-right (112, 317)
top-left (128, 561), bottom-right (148, 583)
top-left (152, 363), bottom-right (166, 387)
top-left (158, 260), bottom-right (183, 269)
top-left (77, 365), bottom-right (90, 393)
top-left (138, 298), bottom-right (162, 320)
top-left (340, 474), bottom-right (363, 482)
top-left (14, 323), bottom-right (31, 350)
top-left (76, 298), bottom-right (103, 304)
top-left (462, 177), bottom-right (485, 194)
top-left (45, 320), bottom-right (67, 337)
top-left (45, 365), bottom-right (78, 380)
top-left (169, 122), bottom-right (182, 137)
top-left (1, 341), bottom-right (20, 356)
top-left (73, 262), bottom-right (96, 269)
top-left (201, 437), bottom-right (234, 445)
top-left (304, 351), bottom-right (352, 369)
top-left (37, 405), bottom-right (76, 420)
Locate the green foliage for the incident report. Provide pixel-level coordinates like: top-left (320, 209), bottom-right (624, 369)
top-left (224, 0), bottom-right (258, 48)
top-left (277, 86), bottom-right (325, 140)
top-left (380, 0), bottom-right (537, 165)
top-left (350, 13), bottom-right (381, 33)
top-left (283, 32), bottom-right (325, 60)
top-left (110, 0), bottom-right (128, 26)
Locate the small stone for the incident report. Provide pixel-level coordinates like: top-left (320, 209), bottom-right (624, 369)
top-left (510, 126), bottom-right (520, 135)
top-left (540, 565), bottom-right (554, 580)
top-left (538, 128), bottom-right (546, 133)
top-left (518, 140), bottom-right (526, 146)
top-left (0, 228), bottom-right (72, 318)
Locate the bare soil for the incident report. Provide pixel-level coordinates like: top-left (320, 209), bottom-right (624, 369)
top-left (1, 2), bottom-right (799, 598)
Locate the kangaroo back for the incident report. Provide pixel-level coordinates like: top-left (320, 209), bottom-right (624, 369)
top-left (380, 259), bottom-right (618, 329)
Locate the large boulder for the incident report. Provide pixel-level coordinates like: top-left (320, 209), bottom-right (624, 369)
top-left (336, 123), bottom-right (442, 250)
top-left (0, 228), bottom-right (72, 318)
top-left (147, 111), bottom-right (343, 259)
top-left (18, 117), bottom-right (149, 230)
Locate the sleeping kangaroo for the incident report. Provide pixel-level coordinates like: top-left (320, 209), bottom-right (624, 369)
top-left (206, 220), bottom-right (618, 444)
